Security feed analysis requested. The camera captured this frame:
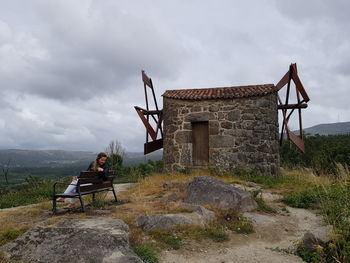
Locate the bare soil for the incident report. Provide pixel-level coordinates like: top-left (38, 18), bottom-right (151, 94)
top-left (160, 191), bottom-right (330, 263)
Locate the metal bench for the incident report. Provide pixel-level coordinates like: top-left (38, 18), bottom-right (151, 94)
top-left (52, 171), bottom-right (117, 213)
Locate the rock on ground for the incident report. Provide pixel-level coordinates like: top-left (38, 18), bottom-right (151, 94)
top-left (184, 176), bottom-right (257, 212)
top-left (136, 204), bottom-right (215, 231)
top-left (1, 217), bottom-right (142, 263)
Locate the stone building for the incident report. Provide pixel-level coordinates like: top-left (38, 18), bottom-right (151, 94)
top-left (162, 84), bottom-right (280, 176)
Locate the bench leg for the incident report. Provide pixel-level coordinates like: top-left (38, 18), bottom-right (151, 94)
top-left (78, 195), bottom-right (85, 212)
top-left (92, 193), bottom-right (96, 202)
top-left (52, 197), bottom-right (57, 214)
top-left (111, 188), bottom-right (118, 203)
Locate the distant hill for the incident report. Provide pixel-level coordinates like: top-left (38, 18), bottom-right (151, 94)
top-left (303, 121), bottom-right (350, 136)
top-left (124, 151), bottom-right (162, 166)
top-left (0, 149), bottom-right (162, 167)
top-left (1, 121), bottom-right (348, 167)
top-left (0, 149), bottom-right (96, 167)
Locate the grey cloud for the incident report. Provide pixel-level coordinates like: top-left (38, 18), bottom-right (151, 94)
top-left (275, 0), bottom-right (350, 24)
top-left (0, 1), bottom-right (187, 102)
top-left (0, 0), bottom-right (349, 151)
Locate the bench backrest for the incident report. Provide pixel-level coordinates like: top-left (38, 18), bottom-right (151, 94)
top-left (77, 171), bottom-right (115, 192)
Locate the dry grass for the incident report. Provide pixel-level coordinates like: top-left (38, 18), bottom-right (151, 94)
top-left (0, 169), bottom-right (297, 248)
top-left (1, 168), bottom-right (343, 252)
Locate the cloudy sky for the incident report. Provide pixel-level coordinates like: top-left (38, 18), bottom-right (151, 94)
top-left (0, 0), bottom-right (349, 152)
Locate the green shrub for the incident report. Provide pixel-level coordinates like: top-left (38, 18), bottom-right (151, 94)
top-left (281, 134), bottom-right (350, 176)
top-left (0, 176), bottom-right (66, 208)
top-left (294, 241), bottom-right (325, 263)
top-left (284, 182), bottom-right (350, 262)
top-left (281, 187), bottom-right (321, 209)
top-left (134, 244), bottom-right (159, 263)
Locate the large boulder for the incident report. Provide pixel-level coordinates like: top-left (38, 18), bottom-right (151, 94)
top-left (184, 176), bottom-right (257, 212)
top-left (1, 218), bottom-right (142, 263)
top-left (136, 204), bottom-right (215, 231)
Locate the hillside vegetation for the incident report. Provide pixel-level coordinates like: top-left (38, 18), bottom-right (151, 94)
top-left (281, 134), bottom-right (350, 175)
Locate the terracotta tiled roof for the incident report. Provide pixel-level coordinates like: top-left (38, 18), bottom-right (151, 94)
top-left (162, 84), bottom-right (277, 100)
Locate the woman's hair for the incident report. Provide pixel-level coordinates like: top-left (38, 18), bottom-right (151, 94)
top-left (92, 152), bottom-right (107, 171)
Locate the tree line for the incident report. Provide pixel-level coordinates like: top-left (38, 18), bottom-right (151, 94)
top-left (280, 134), bottom-right (350, 175)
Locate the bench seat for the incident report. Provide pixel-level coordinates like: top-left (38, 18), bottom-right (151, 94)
top-left (52, 171), bottom-right (117, 213)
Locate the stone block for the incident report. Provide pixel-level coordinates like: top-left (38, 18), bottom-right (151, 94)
top-left (183, 122), bottom-right (192, 130)
top-left (218, 112), bottom-right (226, 120)
top-left (209, 135), bottom-right (235, 148)
top-left (242, 120), bottom-right (255, 130)
top-left (175, 131), bottom-right (192, 144)
top-left (209, 120), bottom-right (219, 135)
top-left (222, 105), bottom-right (238, 111)
top-left (209, 105), bottom-right (219, 112)
top-left (242, 113), bottom-right (255, 120)
top-left (257, 99), bottom-right (270, 108)
top-left (257, 142), bottom-right (271, 153)
top-left (185, 112), bottom-right (214, 122)
top-left (192, 105), bottom-right (202, 112)
top-left (181, 108), bottom-right (190, 114)
top-left (166, 124), bottom-right (179, 134)
top-left (180, 145), bottom-right (192, 165)
top-left (227, 110), bottom-right (241, 121)
top-left (221, 121), bottom-right (233, 129)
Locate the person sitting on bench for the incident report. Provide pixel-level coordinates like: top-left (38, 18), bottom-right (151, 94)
top-left (56, 152), bottom-right (109, 209)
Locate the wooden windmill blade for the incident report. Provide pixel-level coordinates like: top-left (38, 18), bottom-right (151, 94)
top-left (134, 71), bottom-right (163, 154)
top-left (277, 63), bottom-right (310, 153)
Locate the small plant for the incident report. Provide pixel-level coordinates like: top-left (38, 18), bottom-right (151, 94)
top-left (134, 244), bottom-right (159, 263)
top-left (149, 230), bottom-right (182, 250)
top-left (203, 226), bottom-right (229, 242)
top-left (251, 190), bottom-right (277, 214)
top-left (90, 199), bottom-right (106, 209)
top-left (294, 240), bottom-right (326, 263)
top-left (215, 208), bottom-right (254, 234)
top-left (232, 218), bottom-right (254, 234)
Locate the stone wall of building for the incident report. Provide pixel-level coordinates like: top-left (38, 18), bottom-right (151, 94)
top-left (163, 93), bottom-right (280, 175)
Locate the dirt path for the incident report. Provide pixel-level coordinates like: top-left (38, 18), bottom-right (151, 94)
top-left (160, 192), bottom-right (329, 263)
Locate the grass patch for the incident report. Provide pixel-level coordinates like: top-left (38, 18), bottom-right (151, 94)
top-left (281, 187), bottom-right (321, 209)
top-left (0, 229), bottom-right (25, 246)
top-left (134, 244), bottom-right (159, 263)
top-left (0, 177), bottom-right (67, 209)
top-left (0, 183), bottom-right (53, 209)
top-left (231, 168), bottom-right (307, 189)
top-left (114, 175), bottom-right (139, 184)
top-left (215, 208), bottom-right (254, 234)
top-left (251, 190), bottom-right (277, 214)
top-left (198, 225), bottom-right (230, 242)
top-left (281, 167), bottom-right (350, 263)
top-left (149, 230), bottom-right (182, 250)
top-left (233, 218), bottom-right (255, 234)
top-left (0, 251), bottom-right (17, 263)
top-left (87, 192), bottom-right (110, 209)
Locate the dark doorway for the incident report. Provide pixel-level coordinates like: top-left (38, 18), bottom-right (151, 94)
top-left (192, 122), bottom-right (209, 166)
